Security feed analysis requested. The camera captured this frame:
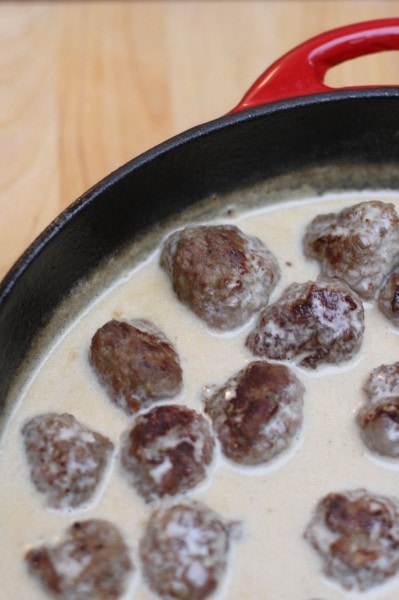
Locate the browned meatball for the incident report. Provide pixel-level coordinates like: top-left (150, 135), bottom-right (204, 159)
top-left (357, 362), bottom-right (399, 457)
top-left (305, 489), bottom-right (399, 591)
top-left (364, 361), bottom-right (399, 401)
top-left (140, 501), bottom-right (240, 600)
top-left (121, 405), bottom-right (215, 502)
top-left (303, 201), bottom-right (399, 300)
top-left (25, 519), bottom-right (133, 599)
top-left (358, 398), bottom-right (399, 457)
top-left (22, 413), bottom-right (114, 510)
top-left (160, 224), bottom-right (280, 330)
top-left (246, 277), bottom-right (364, 369)
top-left (378, 267), bottom-right (399, 325)
top-left (204, 361), bottom-right (304, 465)
top-left (90, 319), bottom-right (183, 414)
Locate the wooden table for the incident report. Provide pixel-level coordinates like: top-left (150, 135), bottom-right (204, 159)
top-left (2, 1), bottom-right (399, 280)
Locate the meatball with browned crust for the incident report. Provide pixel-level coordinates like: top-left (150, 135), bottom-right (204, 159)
top-left (246, 277), bottom-right (364, 369)
top-left (204, 361), bottom-right (304, 465)
top-left (305, 489), bottom-right (399, 591)
top-left (25, 519), bottom-right (133, 599)
top-left (140, 501), bottom-right (240, 600)
top-left (358, 398), bottom-right (399, 457)
top-left (364, 361), bottom-right (399, 401)
top-left (378, 267), bottom-right (399, 325)
top-left (160, 224), bottom-right (280, 330)
top-left (357, 362), bottom-right (399, 457)
top-left (303, 200), bottom-right (399, 300)
top-left (22, 413), bottom-right (113, 510)
top-left (90, 319), bottom-right (182, 415)
top-left (121, 405), bottom-right (215, 502)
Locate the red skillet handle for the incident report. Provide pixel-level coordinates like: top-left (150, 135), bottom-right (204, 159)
top-left (231, 18), bottom-right (399, 113)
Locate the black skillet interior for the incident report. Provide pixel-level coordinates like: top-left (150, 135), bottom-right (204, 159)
top-left (2, 89), bottom-right (399, 408)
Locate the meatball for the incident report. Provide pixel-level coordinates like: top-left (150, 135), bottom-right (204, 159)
top-left (357, 362), bottom-right (399, 457)
top-left (121, 405), bottom-right (215, 502)
top-left (303, 201), bottom-right (399, 300)
top-left (160, 224), bottom-right (280, 330)
top-left (140, 501), bottom-right (240, 600)
top-left (204, 361), bottom-right (304, 465)
top-left (22, 413), bottom-right (114, 510)
top-left (358, 398), bottom-right (399, 457)
top-left (25, 519), bottom-right (133, 599)
top-left (245, 277), bottom-right (364, 369)
top-left (378, 267), bottom-right (399, 325)
top-left (364, 361), bottom-right (399, 401)
top-left (90, 318), bottom-right (183, 414)
top-left (305, 489), bottom-right (399, 591)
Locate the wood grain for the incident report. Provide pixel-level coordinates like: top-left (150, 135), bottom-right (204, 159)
top-left (2, 1), bottom-right (399, 279)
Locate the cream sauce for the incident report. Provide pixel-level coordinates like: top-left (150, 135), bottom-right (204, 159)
top-left (2, 191), bottom-right (399, 599)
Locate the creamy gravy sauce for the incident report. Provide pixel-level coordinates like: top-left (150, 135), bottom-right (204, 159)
top-left (2, 191), bottom-right (399, 600)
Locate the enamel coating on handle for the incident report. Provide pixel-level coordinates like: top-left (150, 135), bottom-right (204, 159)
top-left (232, 19), bottom-right (399, 112)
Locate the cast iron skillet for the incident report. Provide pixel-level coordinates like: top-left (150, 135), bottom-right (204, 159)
top-left (2, 19), bottom-right (399, 408)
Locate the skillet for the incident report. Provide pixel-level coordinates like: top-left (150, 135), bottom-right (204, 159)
top-left (2, 18), bottom-right (399, 411)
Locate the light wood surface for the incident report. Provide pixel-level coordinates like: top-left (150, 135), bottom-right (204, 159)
top-left (2, 1), bottom-right (399, 280)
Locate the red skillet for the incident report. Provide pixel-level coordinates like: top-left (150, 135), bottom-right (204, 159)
top-left (2, 19), bottom-right (399, 407)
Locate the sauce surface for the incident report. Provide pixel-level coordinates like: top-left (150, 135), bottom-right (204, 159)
top-left (2, 191), bottom-right (399, 599)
